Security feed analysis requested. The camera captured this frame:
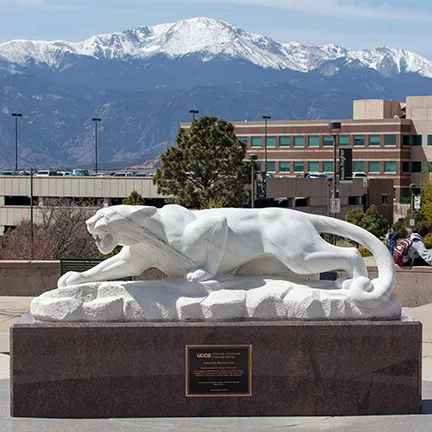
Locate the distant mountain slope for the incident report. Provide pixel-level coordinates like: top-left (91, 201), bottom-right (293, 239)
top-left (1, 16), bottom-right (431, 168)
top-left (0, 75), bottom-right (357, 169)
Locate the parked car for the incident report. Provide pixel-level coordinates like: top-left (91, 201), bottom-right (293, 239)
top-left (57, 171), bottom-right (72, 176)
top-left (36, 170), bottom-right (57, 177)
top-left (18, 170), bottom-right (30, 176)
top-left (113, 171), bottom-right (135, 177)
top-left (72, 169), bottom-right (90, 177)
top-left (352, 172), bottom-right (368, 178)
top-left (306, 172), bottom-right (329, 179)
top-left (0, 170), bottom-right (15, 176)
top-left (135, 172), bottom-right (149, 177)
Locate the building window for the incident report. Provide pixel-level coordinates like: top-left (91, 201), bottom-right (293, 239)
top-left (348, 196), bottom-right (361, 205)
top-left (323, 161), bottom-right (334, 172)
top-left (411, 161), bottom-right (422, 173)
top-left (384, 135), bottom-right (397, 147)
top-left (382, 194), bottom-right (389, 205)
top-left (279, 161), bottom-right (291, 172)
top-left (267, 161), bottom-right (276, 172)
top-left (280, 136), bottom-right (291, 147)
top-left (384, 161), bottom-right (397, 173)
top-left (308, 161), bottom-right (319, 172)
top-left (412, 135), bottom-right (422, 146)
top-left (428, 135), bottom-right (432, 146)
top-left (294, 136), bottom-right (305, 147)
top-left (404, 135), bottom-right (423, 146)
top-left (353, 161), bottom-right (364, 172)
top-left (238, 136), bottom-right (248, 144)
top-left (369, 135), bottom-right (381, 146)
top-left (324, 136), bottom-right (334, 147)
top-left (308, 136), bottom-right (320, 147)
top-left (293, 161), bottom-right (305, 172)
top-left (401, 188), bottom-right (411, 203)
top-left (403, 161), bottom-right (410, 173)
top-left (368, 161), bottom-right (381, 173)
top-left (339, 135), bottom-right (350, 146)
top-left (353, 135), bottom-right (365, 146)
top-left (266, 136), bottom-right (276, 148)
top-left (252, 137), bottom-right (262, 147)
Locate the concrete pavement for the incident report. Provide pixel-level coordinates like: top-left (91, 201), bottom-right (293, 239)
top-left (0, 296), bottom-right (431, 430)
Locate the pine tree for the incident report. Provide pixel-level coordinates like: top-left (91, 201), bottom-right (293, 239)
top-left (123, 191), bottom-right (145, 206)
top-left (153, 116), bottom-right (251, 208)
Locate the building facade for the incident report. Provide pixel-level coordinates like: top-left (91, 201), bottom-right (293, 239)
top-left (181, 96), bottom-right (432, 212)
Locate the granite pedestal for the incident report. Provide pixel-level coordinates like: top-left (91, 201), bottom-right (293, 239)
top-left (10, 316), bottom-right (422, 418)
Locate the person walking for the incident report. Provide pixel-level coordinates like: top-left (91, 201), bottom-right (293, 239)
top-left (386, 227), bottom-right (398, 255)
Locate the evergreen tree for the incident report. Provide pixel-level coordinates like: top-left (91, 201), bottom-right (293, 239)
top-left (123, 191), bottom-right (145, 206)
top-left (345, 205), bottom-right (389, 239)
top-left (417, 180), bottom-right (432, 228)
top-left (153, 116), bottom-right (251, 208)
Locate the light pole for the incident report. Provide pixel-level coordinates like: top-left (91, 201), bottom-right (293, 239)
top-left (409, 183), bottom-right (416, 226)
top-left (262, 115), bottom-right (271, 197)
top-left (189, 109), bottom-right (199, 122)
top-left (92, 118), bottom-right (102, 173)
top-left (248, 154), bottom-right (258, 208)
top-left (328, 121), bottom-right (341, 218)
top-left (11, 113), bottom-right (22, 172)
top-left (30, 168), bottom-right (34, 260)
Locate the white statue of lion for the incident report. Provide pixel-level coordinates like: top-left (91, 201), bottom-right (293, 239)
top-left (58, 204), bottom-right (395, 307)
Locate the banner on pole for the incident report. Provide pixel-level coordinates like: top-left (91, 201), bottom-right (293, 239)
top-left (339, 148), bottom-right (353, 181)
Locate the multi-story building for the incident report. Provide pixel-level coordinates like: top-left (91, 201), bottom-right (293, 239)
top-left (183, 96), bottom-right (432, 214)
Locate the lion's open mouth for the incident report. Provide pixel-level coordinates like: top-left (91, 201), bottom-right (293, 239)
top-left (92, 233), bottom-right (114, 251)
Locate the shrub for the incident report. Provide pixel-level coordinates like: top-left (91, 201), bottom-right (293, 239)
top-left (358, 247), bottom-right (373, 258)
top-left (392, 218), bottom-right (409, 239)
top-left (424, 236), bottom-right (432, 249)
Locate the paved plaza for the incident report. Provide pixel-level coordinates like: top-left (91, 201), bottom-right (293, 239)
top-left (0, 297), bottom-right (431, 431)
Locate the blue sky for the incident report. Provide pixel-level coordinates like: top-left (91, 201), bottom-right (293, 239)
top-left (0, 0), bottom-right (431, 58)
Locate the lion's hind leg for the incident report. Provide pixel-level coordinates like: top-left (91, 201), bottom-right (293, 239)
top-left (272, 243), bottom-right (368, 281)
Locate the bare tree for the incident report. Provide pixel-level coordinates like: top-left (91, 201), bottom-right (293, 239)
top-left (0, 198), bottom-right (101, 260)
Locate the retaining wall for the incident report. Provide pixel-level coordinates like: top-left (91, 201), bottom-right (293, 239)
top-left (0, 261), bottom-right (430, 307)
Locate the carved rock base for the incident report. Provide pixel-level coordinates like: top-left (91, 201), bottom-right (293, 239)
top-left (30, 276), bottom-right (402, 322)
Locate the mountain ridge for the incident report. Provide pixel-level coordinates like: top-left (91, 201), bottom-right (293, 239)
top-left (1, 17), bottom-right (432, 78)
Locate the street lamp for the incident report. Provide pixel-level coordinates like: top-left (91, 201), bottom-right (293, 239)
top-left (11, 113), bottom-right (22, 172)
top-left (189, 110), bottom-right (199, 122)
top-left (262, 115), bottom-right (271, 197)
top-left (92, 118), bottom-right (102, 173)
top-left (248, 154), bottom-right (258, 208)
top-left (328, 121), bottom-right (341, 219)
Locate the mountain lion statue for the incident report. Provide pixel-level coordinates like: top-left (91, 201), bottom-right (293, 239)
top-left (58, 204), bottom-right (395, 307)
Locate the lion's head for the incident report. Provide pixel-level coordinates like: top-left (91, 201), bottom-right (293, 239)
top-left (86, 205), bottom-right (157, 254)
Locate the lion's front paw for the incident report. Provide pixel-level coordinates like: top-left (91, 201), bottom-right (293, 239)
top-left (335, 276), bottom-right (350, 290)
top-left (185, 267), bottom-right (213, 282)
top-left (58, 271), bottom-right (90, 288)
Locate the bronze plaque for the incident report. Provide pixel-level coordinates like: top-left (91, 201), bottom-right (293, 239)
top-left (185, 345), bottom-right (252, 397)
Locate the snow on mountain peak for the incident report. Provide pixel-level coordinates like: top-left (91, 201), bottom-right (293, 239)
top-left (1, 17), bottom-right (432, 78)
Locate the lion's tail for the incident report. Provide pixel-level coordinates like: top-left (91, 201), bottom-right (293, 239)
top-left (307, 213), bottom-right (395, 307)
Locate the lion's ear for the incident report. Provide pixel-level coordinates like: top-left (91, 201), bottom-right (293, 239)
top-left (130, 206), bottom-right (158, 218)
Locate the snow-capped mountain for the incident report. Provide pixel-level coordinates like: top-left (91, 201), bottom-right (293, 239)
top-left (2, 17), bottom-right (432, 169)
top-left (1, 17), bottom-right (432, 78)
